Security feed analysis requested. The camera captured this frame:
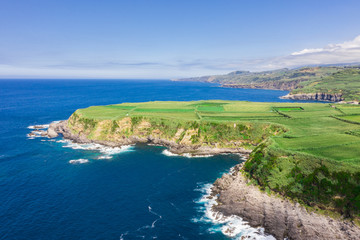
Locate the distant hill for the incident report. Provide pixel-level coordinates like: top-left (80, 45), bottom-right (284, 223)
top-left (175, 65), bottom-right (360, 102)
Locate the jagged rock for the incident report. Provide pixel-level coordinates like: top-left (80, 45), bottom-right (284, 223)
top-left (47, 128), bottom-right (58, 138)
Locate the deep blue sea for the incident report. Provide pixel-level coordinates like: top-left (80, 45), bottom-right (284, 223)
top-left (0, 80), bottom-right (301, 240)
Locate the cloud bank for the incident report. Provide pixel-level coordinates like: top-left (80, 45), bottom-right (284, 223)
top-left (240, 35), bottom-right (360, 71)
top-left (291, 35), bottom-right (360, 56)
top-left (1, 35), bottom-right (360, 78)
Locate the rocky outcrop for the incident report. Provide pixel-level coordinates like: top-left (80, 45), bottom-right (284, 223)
top-left (211, 164), bottom-right (360, 240)
top-left (281, 93), bottom-right (344, 102)
top-left (47, 122), bottom-right (59, 138)
top-left (47, 121), bottom-right (252, 156)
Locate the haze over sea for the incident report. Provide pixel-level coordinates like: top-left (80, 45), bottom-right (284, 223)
top-left (1, 80), bottom-right (308, 240)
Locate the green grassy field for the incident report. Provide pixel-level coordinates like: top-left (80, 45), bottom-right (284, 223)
top-left (273, 107), bottom-right (303, 111)
top-left (76, 100), bottom-right (360, 164)
top-left (73, 100), bottom-right (360, 217)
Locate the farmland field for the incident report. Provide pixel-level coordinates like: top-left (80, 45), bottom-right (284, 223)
top-left (338, 114), bottom-right (360, 123)
top-left (76, 100), bottom-right (360, 165)
top-left (274, 107), bottom-right (303, 111)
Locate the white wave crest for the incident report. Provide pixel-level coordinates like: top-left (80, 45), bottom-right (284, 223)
top-left (193, 183), bottom-right (275, 240)
top-left (27, 121), bottom-right (61, 130)
top-left (69, 159), bottom-right (89, 164)
top-left (148, 205), bottom-right (162, 228)
top-left (57, 139), bottom-right (134, 160)
top-left (161, 149), bottom-right (179, 157)
top-left (27, 124), bottom-right (50, 129)
top-left (162, 149), bottom-right (213, 158)
top-left (182, 153), bottom-right (213, 158)
top-left (97, 155), bottom-right (113, 160)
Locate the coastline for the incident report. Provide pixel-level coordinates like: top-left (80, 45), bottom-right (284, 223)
top-left (39, 119), bottom-right (360, 239)
top-left (210, 164), bottom-right (360, 240)
top-left (280, 93), bottom-right (344, 102)
top-left (46, 120), bottom-right (252, 156)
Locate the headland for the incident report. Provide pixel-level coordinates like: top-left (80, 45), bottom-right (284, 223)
top-left (40, 100), bottom-right (360, 239)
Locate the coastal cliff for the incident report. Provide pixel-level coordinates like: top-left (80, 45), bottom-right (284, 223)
top-left (175, 67), bottom-right (360, 102)
top-left (46, 111), bottom-right (282, 156)
top-left (47, 120), bottom-right (252, 155)
top-left (281, 92), bottom-right (344, 102)
top-left (222, 79), bottom-right (305, 91)
top-left (211, 164), bottom-right (360, 240)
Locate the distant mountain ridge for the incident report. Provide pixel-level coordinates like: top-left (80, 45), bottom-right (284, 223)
top-left (175, 64), bottom-right (360, 102)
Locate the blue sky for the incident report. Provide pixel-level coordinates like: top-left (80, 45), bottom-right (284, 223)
top-left (1, 0), bottom-right (360, 79)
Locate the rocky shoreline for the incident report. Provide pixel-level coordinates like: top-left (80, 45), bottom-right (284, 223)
top-left (221, 79), bottom-right (305, 91)
top-left (44, 120), bottom-right (252, 156)
top-left (211, 164), bottom-right (360, 240)
top-left (280, 93), bottom-right (344, 102)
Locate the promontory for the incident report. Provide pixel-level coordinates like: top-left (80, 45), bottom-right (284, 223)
top-left (46, 100), bottom-right (360, 239)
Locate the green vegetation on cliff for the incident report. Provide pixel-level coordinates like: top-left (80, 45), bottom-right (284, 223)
top-left (69, 100), bottom-right (360, 218)
top-left (176, 66), bottom-right (360, 101)
top-left (68, 101), bottom-right (286, 149)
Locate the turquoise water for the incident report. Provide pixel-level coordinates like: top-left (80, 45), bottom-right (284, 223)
top-left (0, 80), bottom-right (298, 239)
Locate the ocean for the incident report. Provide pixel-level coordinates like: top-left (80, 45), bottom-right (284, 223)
top-left (0, 80), bottom-right (299, 240)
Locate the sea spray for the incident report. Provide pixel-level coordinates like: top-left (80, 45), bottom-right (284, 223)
top-left (69, 159), bottom-right (89, 164)
top-left (27, 124), bottom-right (50, 129)
top-left (193, 181), bottom-right (276, 240)
top-left (27, 123), bottom-right (134, 160)
top-left (57, 139), bottom-right (134, 160)
top-left (162, 149), bottom-right (213, 158)
top-left (27, 121), bottom-right (60, 138)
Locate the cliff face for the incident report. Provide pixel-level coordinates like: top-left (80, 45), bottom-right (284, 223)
top-left (47, 113), bottom-right (283, 155)
top-left (222, 79), bottom-right (306, 91)
top-left (281, 92), bottom-right (344, 102)
top-left (211, 165), bottom-right (360, 240)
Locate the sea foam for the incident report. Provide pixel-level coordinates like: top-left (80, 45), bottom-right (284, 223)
top-left (162, 149), bottom-right (213, 158)
top-left (193, 182), bottom-right (275, 240)
top-left (57, 139), bottom-right (134, 160)
top-left (69, 159), bottom-right (89, 164)
top-left (27, 121), bottom-right (60, 139)
top-left (27, 124), bottom-right (50, 129)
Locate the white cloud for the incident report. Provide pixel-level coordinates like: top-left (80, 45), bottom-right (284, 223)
top-left (291, 35), bottom-right (360, 56)
top-left (291, 48), bottom-right (324, 55)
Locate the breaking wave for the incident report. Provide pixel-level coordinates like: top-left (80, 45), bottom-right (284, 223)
top-left (161, 149), bottom-right (213, 158)
top-left (27, 121), bottom-right (61, 139)
top-left (193, 183), bottom-right (275, 240)
top-left (27, 124), bottom-right (50, 129)
top-left (69, 159), bottom-right (89, 164)
top-left (57, 139), bottom-right (134, 160)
